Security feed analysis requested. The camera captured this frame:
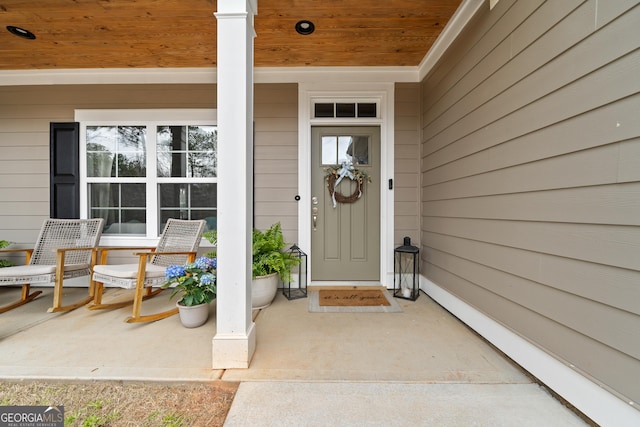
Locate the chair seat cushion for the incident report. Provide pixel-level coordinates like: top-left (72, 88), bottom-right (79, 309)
top-left (0, 263), bottom-right (89, 278)
top-left (93, 263), bottom-right (166, 279)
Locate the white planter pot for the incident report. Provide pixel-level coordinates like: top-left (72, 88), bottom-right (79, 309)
top-left (252, 272), bottom-right (279, 309)
top-left (177, 301), bottom-right (211, 328)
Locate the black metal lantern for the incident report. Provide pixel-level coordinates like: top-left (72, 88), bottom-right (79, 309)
top-left (394, 237), bottom-right (420, 301)
top-left (283, 244), bottom-right (307, 300)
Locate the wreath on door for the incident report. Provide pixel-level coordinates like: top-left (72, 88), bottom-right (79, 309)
top-left (324, 162), bottom-right (371, 208)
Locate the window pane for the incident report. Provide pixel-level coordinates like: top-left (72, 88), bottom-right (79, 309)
top-left (357, 103), bottom-right (377, 118)
top-left (116, 127), bottom-right (146, 177)
top-left (121, 183), bottom-right (146, 207)
top-left (314, 103), bottom-right (334, 118)
top-left (117, 152), bottom-right (146, 177)
top-left (188, 126), bottom-right (217, 177)
top-left (156, 125), bottom-right (216, 178)
top-left (190, 183), bottom-right (217, 208)
top-left (159, 183), bottom-right (217, 233)
top-left (336, 103), bottom-right (356, 117)
top-left (89, 183), bottom-right (146, 235)
top-left (86, 126), bottom-right (146, 178)
top-left (322, 136), bottom-right (337, 165)
top-left (346, 135), bottom-right (369, 165)
top-left (157, 126), bottom-right (187, 177)
top-left (86, 126), bottom-right (116, 177)
top-left (338, 136), bottom-right (352, 164)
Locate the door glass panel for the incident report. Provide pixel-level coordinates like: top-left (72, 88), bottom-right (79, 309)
top-left (347, 135), bottom-right (369, 165)
top-left (322, 136), bottom-right (338, 165)
top-left (322, 134), bottom-right (369, 165)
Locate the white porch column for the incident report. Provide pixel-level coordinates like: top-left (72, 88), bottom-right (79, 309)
top-left (212, 0), bottom-right (257, 369)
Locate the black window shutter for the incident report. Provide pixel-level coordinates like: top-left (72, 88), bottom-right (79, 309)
top-left (50, 122), bottom-right (80, 219)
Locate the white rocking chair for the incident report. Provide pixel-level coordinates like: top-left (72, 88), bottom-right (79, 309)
top-left (0, 218), bottom-right (104, 313)
top-left (89, 219), bottom-right (206, 323)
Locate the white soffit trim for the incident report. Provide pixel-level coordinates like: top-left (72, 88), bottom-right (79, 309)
top-left (255, 66), bottom-right (418, 83)
top-left (0, 66), bottom-right (418, 86)
top-left (418, 0), bottom-right (484, 81)
top-left (0, 68), bottom-right (218, 86)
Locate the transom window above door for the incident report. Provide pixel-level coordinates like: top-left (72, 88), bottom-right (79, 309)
top-left (77, 109), bottom-right (217, 240)
top-left (313, 102), bottom-right (377, 119)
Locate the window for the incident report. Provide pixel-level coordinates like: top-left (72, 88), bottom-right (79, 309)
top-left (321, 134), bottom-right (370, 166)
top-left (78, 110), bottom-right (217, 240)
top-left (313, 102), bottom-right (378, 119)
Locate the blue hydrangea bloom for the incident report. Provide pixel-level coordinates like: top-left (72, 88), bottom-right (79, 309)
top-left (200, 273), bottom-right (216, 285)
top-left (165, 265), bottom-right (186, 279)
top-left (195, 256), bottom-right (215, 270)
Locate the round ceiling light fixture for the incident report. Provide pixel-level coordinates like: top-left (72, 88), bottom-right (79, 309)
top-left (6, 25), bottom-right (36, 40)
top-left (295, 20), bottom-right (315, 35)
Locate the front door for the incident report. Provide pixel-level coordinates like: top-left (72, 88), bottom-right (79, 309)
top-left (311, 126), bottom-right (380, 281)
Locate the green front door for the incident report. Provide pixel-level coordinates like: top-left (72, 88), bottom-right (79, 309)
top-left (311, 126), bottom-right (381, 281)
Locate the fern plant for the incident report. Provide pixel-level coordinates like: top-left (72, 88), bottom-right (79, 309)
top-left (0, 240), bottom-right (14, 268)
top-left (252, 222), bottom-right (300, 281)
top-left (203, 222), bottom-right (300, 282)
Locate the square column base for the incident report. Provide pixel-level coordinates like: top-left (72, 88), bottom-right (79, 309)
top-left (212, 322), bottom-right (256, 369)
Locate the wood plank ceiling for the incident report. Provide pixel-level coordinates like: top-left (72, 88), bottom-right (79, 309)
top-left (0, 0), bottom-right (463, 70)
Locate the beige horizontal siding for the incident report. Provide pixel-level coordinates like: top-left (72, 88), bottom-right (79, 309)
top-left (394, 83), bottom-right (420, 245)
top-left (421, 0), bottom-right (640, 407)
top-left (423, 95), bottom-right (640, 182)
top-left (425, 262), bottom-right (640, 404)
top-left (253, 83), bottom-right (299, 244)
top-left (422, 231), bottom-right (640, 316)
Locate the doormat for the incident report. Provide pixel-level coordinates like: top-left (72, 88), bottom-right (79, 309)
top-left (309, 288), bottom-right (402, 313)
top-left (320, 289), bottom-right (390, 306)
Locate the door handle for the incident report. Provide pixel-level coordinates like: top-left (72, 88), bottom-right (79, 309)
top-left (312, 205), bottom-right (318, 231)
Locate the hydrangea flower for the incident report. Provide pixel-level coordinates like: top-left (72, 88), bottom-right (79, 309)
top-left (163, 256), bottom-right (217, 306)
top-left (165, 265), bottom-right (186, 280)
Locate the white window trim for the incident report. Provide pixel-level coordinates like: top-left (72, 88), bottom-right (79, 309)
top-left (75, 109), bottom-right (217, 246)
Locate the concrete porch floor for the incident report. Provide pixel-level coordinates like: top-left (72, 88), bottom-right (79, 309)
top-left (0, 286), bottom-right (589, 426)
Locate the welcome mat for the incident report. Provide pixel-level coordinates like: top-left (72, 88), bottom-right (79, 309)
top-left (309, 287), bottom-right (402, 313)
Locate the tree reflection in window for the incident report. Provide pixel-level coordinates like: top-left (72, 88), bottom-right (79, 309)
top-left (157, 126), bottom-right (217, 178)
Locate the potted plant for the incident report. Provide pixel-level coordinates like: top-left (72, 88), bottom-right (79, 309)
top-left (163, 256), bottom-right (217, 328)
top-left (251, 222), bottom-right (301, 308)
top-left (203, 222), bottom-right (300, 309)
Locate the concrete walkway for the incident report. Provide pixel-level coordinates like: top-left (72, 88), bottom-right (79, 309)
top-left (0, 286), bottom-right (589, 426)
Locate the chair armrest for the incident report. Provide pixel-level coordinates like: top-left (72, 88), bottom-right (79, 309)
top-left (0, 248), bottom-right (34, 264)
top-left (131, 250), bottom-right (198, 262)
top-left (0, 248), bottom-right (33, 255)
top-left (134, 251), bottom-right (198, 265)
top-left (95, 246), bottom-right (156, 264)
top-left (52, 246), bottom-right (101, 270)
top-left (54, 246), bottom-right (99, 253)
top-left (132, 250), bottom-right (195, 257)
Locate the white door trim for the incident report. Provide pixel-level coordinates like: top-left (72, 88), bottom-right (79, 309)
top-left (298, 82), bottom-right (395, 287)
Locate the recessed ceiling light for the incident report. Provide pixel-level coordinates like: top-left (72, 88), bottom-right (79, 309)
top-left (295, 20), bottom-right (315, 35)
top-left (6, 25), bottom-right (36, 40)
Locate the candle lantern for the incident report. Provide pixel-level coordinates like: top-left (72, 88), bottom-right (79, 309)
top-left (283, 244), bottom-right (307, 300)
top-left (393, 237), bottom-right (420, 301)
